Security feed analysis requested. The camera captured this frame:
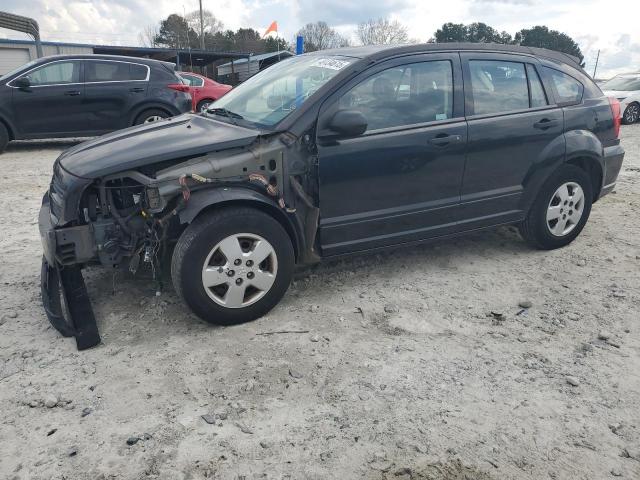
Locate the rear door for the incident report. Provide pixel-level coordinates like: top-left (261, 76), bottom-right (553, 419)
top-left (11, 59), bottom-right (85, 136)
top-left (84, 59), bottom-right (149, 132)
top-left (317, 53), bottom-right (467, 256)
top-left (459, 52), bottom-right (564, 229)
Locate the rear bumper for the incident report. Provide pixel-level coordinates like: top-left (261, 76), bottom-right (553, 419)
top-left (599, 144), bottom-right (625, 198)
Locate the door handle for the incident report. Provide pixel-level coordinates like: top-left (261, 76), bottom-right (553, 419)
top-left (428, 134), bottom-right (462, 146)
top-left (533, 118), bottom-right (559, 130)
top-left (64, 90), bottom-right (81, 96)
top-left (129, 87), bottom-right (145, 93)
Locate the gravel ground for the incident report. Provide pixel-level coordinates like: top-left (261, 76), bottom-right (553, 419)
top-left (0, 126), bottom-right (639, 480)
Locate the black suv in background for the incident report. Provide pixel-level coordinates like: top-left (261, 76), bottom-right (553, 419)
top-left (0, 54), bottom-right (192, 152)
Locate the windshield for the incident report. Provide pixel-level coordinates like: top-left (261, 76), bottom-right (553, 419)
top-left (210, 55), bottom-right (355, 127)
top-left (602, 75), bottom-right (640, 91)
top-left (0, 59), bottom-right (40, 82)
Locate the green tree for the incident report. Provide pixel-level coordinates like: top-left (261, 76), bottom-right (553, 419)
top-left (466, 23), bottom-right (512, 44)
top-left (432, 23), bottom-right (467, 42)
top-left (149, 15), bottom-right (289, 54)
top-left (264, 36), bottom-right (290, 53)
top-left (432, 22), bottom-right (511, 44)
top-left (154, 14), bottom-right (199, 49)
top-left (514, 26), bottom-right (584, 64)
top-left (432, 22), bottom-right (584, 64)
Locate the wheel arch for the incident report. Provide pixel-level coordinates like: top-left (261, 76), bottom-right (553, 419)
top-left (177, 187), bottom-right (303, 262)
top-left (0, 113), bottom-right (16, 140)
top-left (565, 155), bottom-right (603, 201)
top-left (563, 129), bottom-right (605, 201)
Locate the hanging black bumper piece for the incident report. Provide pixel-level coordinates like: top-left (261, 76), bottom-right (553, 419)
top-left (39, 195), bottom-right (101, 350)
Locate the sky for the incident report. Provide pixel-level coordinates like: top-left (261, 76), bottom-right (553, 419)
top-left (0, 0), bottom-right (638, 78)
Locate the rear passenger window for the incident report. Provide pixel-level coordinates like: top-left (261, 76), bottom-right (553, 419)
top-left (338, 60), bottom-right (454, 131)
top-left (543, 67), bottom-right (583, 104)
top-left (86, 61), bottom-right (147, 82)
top-left (130, 64), bottom-right (148, 80)
top-left (469, 60), bottom-right (529, 115)
top-left (527, 64), bottom-right (548, 108)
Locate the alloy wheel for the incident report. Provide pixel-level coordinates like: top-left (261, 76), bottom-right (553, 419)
top-left (546, 182), bottom-right (585, 237)
top-left (624, 104), bottom-right (639, 124)
top-left (201, 233), bottom-right (278, 308)
top-left (144, 115), bottom-right (164, 123)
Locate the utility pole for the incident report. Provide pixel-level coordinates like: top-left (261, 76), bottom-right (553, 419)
top-left (199, 0), bottom-right (205, 50)
top-left (593, 49), bottom-right (600, 79)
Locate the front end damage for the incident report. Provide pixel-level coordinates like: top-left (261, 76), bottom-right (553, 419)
top-left (39, 129), bottom-right (320, 350)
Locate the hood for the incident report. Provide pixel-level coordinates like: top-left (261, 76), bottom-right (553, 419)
top-left (58, 113), bottom-right (260, 178)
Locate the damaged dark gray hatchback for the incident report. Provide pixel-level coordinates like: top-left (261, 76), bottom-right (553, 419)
top-left (39, 43), bottom-right (624, 349)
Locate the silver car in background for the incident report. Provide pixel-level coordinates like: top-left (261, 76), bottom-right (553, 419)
top-left (602, 73), bottom-right (640, 124)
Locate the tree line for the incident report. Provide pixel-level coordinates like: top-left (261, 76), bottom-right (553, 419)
top-left (141, 13), bottom-right (583, 64)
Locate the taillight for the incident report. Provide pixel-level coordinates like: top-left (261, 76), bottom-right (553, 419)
top-left (608, 97), bottom-right (621, 139)
top-left (167, 83), bottom-right (190, 93)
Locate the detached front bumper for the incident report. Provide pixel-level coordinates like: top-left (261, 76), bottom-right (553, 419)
top-left (39, 195), bottom-right (101, 350)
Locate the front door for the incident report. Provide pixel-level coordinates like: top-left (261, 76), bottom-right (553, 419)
top-left (458, 53), bottom-right (565, 229)
top-left (317, 53), bottom-right (467, 256)
top-left (11, 60), bottom-right (86, 136)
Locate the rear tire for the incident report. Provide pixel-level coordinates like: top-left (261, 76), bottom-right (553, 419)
top-left (133, 109), bottom-right (169, 125)
top-left (171, 206), bottom-right (294, 326)
top-left (518, 165), bottom-right (593, 250)
top-left (622, 103), bottom-right (640, 124)
top-left (196, 99), bottom-right (214, 113)
top-left (0, 123), bottom-right (8, 153)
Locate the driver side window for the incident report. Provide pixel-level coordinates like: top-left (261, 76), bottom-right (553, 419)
top-left (27, 61), bottom-right (81, 86)
top-left (338, 60), bottom-right (454, 132)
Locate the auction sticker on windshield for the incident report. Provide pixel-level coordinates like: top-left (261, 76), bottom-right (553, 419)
top-left (311, 58), bottom-right (351, 70)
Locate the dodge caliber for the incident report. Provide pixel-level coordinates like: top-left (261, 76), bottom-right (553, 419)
top-left (38, 43), bottom-right (625, 349)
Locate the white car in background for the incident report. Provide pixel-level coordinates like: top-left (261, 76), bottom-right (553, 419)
top-left (601, 73), bottom-right (640, 124)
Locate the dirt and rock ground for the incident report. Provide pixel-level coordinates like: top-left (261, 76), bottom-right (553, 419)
top-left (0, 125), bottom-right (639, 480)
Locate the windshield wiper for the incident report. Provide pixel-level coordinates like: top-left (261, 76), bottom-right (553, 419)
top-left (207, 107), bottom-right (244, 121)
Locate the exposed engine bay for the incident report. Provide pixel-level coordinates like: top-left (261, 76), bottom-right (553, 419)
top-left (40, 123), bottom-right (321, 350)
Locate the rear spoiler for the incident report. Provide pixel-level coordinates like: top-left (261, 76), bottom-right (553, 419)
top-left (160, 61), bottom-right (178, 72)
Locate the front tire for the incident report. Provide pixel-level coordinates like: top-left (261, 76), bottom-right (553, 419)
top-left (171, 207), bottom-right (294, 326)
top-left (518, 165), bottom-right (593, 250)
top-left (622, 103), bottom-right (640, 124)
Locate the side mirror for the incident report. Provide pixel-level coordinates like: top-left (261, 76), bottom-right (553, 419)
top-left (15, 76), bottom-right (31, 89)
top-left (327, 109), bottom-right (367, 138)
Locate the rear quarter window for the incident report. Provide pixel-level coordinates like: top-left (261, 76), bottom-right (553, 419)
top-left (543, 67), bottom-right (584, 105)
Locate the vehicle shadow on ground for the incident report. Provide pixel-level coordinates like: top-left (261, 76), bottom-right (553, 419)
top-left (82, 224), bottom-right (534, 340)
top-left (6, 138), bottom-right (90, 152)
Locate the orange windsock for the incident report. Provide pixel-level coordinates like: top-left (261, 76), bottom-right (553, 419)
top-left (263, 21), bottom-right (278, 37)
